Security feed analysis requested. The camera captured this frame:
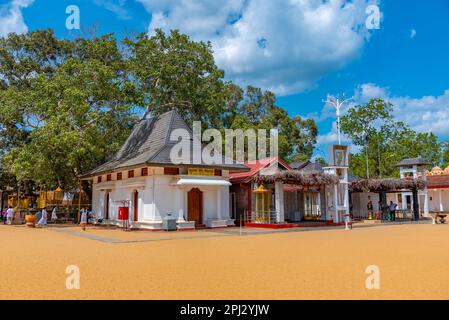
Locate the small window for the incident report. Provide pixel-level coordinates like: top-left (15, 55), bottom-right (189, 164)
top-left (97, 176), bottom-right (102, 183)
top-left (128, 170), bottom-right (134, 178)
top-left (106, 174), bottom-right (112, 181)
top-left (164, 167), bottom-right (179, 175)
top-left (214, 169), bottom-right (222, 176)
top-left (117, 172), bottom-right (122, 180)
top-left (141, 167), bottom-right (148, 176)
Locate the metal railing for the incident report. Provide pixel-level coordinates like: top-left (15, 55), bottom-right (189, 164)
top-left (244, 210), bottom-right (278, 224)
top-left (351, 209), bottom-right (414, 221)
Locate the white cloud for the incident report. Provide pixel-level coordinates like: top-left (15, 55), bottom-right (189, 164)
top-left (354, 83), bottom-right (449, 138)
top-left (94, 0), bottom-right (130, 20)
top-left (0, 0), bottom-right (33, 38)
top-left (137, 0), bottom-right (380, 95)
top-left (316, 83), bottom-right (449, 152)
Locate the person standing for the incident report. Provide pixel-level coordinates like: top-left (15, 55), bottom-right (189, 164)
top-left (389, 201), bottom-right (397, 222)
top-left (6, 206), bottom-right (15, 225)
top-left (80, 208), bottom-right (88, 231)
top-left (367, 196), bottom-right (374, 220)
top-left (37, 208), bottom-right (48, 226)
top-left (2, 208), bottom-right (7, 224)
top-left (51, 207), bottom-right (58, 222)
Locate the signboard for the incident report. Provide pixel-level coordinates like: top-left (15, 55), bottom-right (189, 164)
top-left (283, 184), bottom-right (320, 192)
top-left (329, 145), bottom-right (349, 167)
top-left (188, 168), bottom-right (214, 176)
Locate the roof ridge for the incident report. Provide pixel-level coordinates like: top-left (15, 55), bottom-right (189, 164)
top-left (147, 109), bottom-right (186, 163)
top-left (164, 109), bottom-right (177, 145)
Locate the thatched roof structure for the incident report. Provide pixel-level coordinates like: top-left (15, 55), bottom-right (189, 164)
top-left (349, 178), bottom-right (426, 192)
top-left (254, 170), bottom-right (339, 185)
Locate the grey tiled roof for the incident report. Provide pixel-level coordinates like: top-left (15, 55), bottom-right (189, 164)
top-left (396, 157), bottom-right (426, 167)
top-left (290, 160), bottom-right (324, 173)
top-left (81, 110), bottom-right (249, 178)
top-left (289, 160), bottom-right (309, 170)
top-left (300, 162), bottom-right (324, 173)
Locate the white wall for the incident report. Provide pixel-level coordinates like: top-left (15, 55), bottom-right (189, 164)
top-left (91, 167), bottom-right (230, 226)
top-left (351, 192), bottom-right (379, 218)
top-left (428, 189), bottom-right (449, 212)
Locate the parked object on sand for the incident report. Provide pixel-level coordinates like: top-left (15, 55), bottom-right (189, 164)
top-left (25, 213), bottom-right (36, 228)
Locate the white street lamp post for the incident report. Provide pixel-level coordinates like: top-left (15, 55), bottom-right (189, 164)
top-left (324, 96), bottom-right (353, 145)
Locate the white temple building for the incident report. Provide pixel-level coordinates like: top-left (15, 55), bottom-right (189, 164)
top-left (80, 110), bottom-right (248, 230)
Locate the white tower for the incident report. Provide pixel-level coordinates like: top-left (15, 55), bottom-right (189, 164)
top-left (396, 157), bottom-right (429, 217)
top-left (324, 145), bottom-right (350, 223)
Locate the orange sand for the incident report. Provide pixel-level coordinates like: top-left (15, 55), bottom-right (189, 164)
top-left (1, 223), bottom-right (448, 299)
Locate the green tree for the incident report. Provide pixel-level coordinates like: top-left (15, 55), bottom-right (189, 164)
top-left (1, 31), bottom-right (136, 190)
top-left (228, 86), bottom-right (317, 161)
top-left (441, 141), bottom-right (449, 168)
top-left (124, 29), bottom-right (231, 127)
top-left (0, 29), bottom-right (319, 191)
top-left (341, 98), bottom-right (442, 178)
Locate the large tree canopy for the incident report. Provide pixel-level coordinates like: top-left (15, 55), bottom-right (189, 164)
top-left (0, 29), bottom-right (318, 191)
top-left (341, 98), bottom-right (443, 178)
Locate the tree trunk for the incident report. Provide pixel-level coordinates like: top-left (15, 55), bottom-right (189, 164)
top-left (412, 187), bottom-right (420, 220)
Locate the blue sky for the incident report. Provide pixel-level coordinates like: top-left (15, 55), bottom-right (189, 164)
top-left (1, 0), bottom-right (449, 158)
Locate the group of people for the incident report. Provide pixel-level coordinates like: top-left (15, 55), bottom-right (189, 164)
top-left (366, 196), bottom-right (398, 221)
top-left (1, 206), bottom-right (59, 226)
top-left (35, 207), bottom-right (59, 226)
top-left (1, 206), bottom-right (16, 225)
top-left (2, 205), bottom-right (90, 230)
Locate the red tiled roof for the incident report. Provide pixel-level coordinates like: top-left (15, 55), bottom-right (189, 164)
top-left (426, 175), bottom-right (449, 188)
top-left (229, 157), bottom-right (291, 184)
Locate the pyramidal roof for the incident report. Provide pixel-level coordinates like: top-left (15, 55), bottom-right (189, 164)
top-left (81, 109), bottom-right (248, 178)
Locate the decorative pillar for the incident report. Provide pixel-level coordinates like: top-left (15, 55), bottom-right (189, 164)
top-left (439, 189), bottom-right (443, 212)
top-left (274, 181), bottom-right (284, 223)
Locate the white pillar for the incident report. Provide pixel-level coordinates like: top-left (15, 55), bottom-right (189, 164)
top-left (176, 187), bottom-right (185, 222)
top-left (344, 183), bottom-right (349, 215)
top-left (333, 184), bottom-right (339, 223)
top-left (216, 187), bottom-right (222, 220)
top-left (274, 181), bottom-right (284, 223)
top-left (423, 191), bottom-right (429, 217)
top-left (401, 193), bottom-right (407, 210)
top-left (439, 189), bottom-right (443, 212)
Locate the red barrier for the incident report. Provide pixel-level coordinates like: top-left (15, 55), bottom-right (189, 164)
top-left (118, 207), bottom-right (129, 220)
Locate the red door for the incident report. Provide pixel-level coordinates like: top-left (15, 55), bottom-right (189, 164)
top-left (188, 188), bottom-right (203, 226)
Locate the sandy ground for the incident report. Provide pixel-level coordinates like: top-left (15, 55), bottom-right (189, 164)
top-left (1, 223), bottom-right (448, 300)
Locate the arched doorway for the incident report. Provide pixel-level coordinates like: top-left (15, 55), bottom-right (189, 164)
top-left (104, 192), bottom-right (109, 220)
top-left (132, 190), bottom-right (139, 221)
top-left (188, 188), bottom-right (203, 226)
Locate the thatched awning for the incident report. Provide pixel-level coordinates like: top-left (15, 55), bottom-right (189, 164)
top-left (254, 170), bottom-right (339, 185)
top-left (349, 178), bottom-right (426, 192)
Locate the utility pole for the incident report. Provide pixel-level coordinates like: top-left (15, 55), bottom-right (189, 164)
top-left (324, 95), bottom-right (353, 145)
top-left (364, 131), bottom-right (370, 179)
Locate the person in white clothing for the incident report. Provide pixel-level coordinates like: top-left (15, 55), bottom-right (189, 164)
top-left (37, 208), bottom-right (48, 226)
top-left (6, 206), bottom-right (15, 225)
top-left (80, 208), bottom-right (88, 231)
top-left (51, 207), bottom-right (58, 221)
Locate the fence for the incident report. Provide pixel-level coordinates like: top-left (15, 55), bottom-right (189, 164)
top-left (351, 209), bottom-right (414, 221)
top-left (244, 210), bottom-right (278, 224)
